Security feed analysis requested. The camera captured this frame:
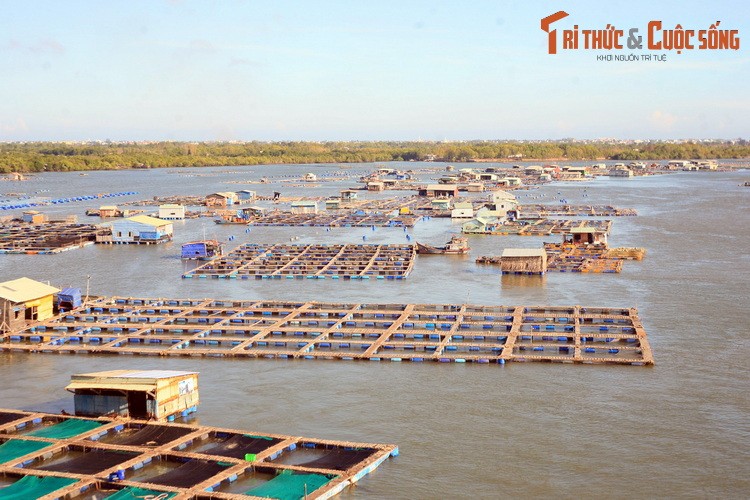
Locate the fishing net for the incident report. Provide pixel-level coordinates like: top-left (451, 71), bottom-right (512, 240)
top-left (244, 470), bottom-right (334, 500)
top-left (37, 449), bottom-right (137, 474)
top-left (200, 434), bottom-right (282, 459)
top-left (0, 439), bottom-right (52, 464)
top-left (104, 486), bottom-right (178, 500)
top-left (0, 475), bottom-right (77, 500)
top-left (293, 448), bottom-right (375, 470)
top-left (106, 425), bottom-right (194, 447)
top-left (143, 460), bottom-right (229, 488)
top-left (27, 419), bottom-right (102, 439)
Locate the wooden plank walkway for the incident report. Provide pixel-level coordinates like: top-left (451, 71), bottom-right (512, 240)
top-left (0, 408), bottom-right (398, 499)
top-left (1, 297), bottom-right (654, 366)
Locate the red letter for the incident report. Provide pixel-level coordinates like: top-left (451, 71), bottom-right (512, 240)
top-left (541, 11), bottom-right (570, 54)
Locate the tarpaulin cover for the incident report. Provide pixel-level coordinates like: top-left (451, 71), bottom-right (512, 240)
top-left (294, 449), bottom-right (375, 471)
top-left (244, 470), bottom-right (333, 500)
top-left (37, 449), bottom-right (136, 474)
top-left (144, 460), bottom-right (229, 488)
top-left (0, 439), bottom-right (52, 464)
top-left (0, 475), bottom-right (77, 500)
top-left (200, 434), bottom-right (282, 459)
top-left (104, 486), bottom-right (178, 500)
top-left (106, 425), bottom-right (194, 447)
top-left (27, 419), bottom-right (102, 439)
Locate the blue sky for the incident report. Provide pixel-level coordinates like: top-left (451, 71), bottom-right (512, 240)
top-left (0, 0), bottom-right (747, 141)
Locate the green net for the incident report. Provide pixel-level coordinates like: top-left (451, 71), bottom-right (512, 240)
top-left (104, 486), bottom-right (178, 500)
top-left (0, 439), bottom-right (52, 464)
top-left (0, 475), bottom-right (77, 500)
top-left (27, 419), bottom-right (102, 439)
top-left (244, 470), bottom-right (333, 500)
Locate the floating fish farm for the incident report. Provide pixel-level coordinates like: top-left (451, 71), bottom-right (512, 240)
top-left (463, 219), bottom-right (613, 236)
top-left (0, 191), bottom-right (138, 211)
top-left (183, 244), bottom-right (417, 279)
top-left (517, 204), bottom-right (637, 217)
top-left (1, 296), bottom-right (654, 366)
top-left (0, 222), bottom-right (110, 254)
top-left (0, 409), bottom-right (397, 499)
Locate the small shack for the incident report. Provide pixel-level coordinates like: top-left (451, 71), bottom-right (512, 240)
top-left (290, 200), bottom-right (319, 214)
top-left (451, 201), bottom-right (474, 218)
top-left (205, 192), bottom-right (238, 208)
top-left (57, 287), bottom-right (82, 311)
top-left (367, 181), bottom-right (385, 192)
top-left (423, 184), bottom-right (459, 198)
top-left (181, 240), bottom-right (223, 260)
top-left (98, 206), bottom-right (118, 218)
top-left (66, 370), bottom-right (199, 421)
top-left (431, 198), bottom-right (451, 211)
top-left (0, 277), bottom-right (60, 332)
top-left (325, 197), bottom-right (341, 210)
top-left (237, 189), bottom-right (256, 201)
top-left (22, 210), bottom-right (46, 224)
top-left (565, 227), bottom-right (608, 246)
top-left (109, 215), bottom-right (173, 244)
top-left (158, 203), bottom-right (185, 220)
top-left (341, 189), bottom-right (358, 201)
top-left (490, 191), bottom-right (519, 213)
top-left (500, 248), bottom-right (548, 275)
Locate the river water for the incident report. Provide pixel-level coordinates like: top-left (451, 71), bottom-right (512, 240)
top-left (0, 163), bottom-right (748, 498)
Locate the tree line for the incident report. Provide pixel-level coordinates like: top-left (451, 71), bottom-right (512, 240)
top-left (0, 140), bottom-right (748, 173)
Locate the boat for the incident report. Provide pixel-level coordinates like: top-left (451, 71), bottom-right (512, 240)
top-left (416, 235), bottom-right (470, 255)
top-left (181, 240), bottom-right (223, 260)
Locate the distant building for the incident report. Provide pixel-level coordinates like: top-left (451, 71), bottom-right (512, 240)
top-left (21, 210), bottom-right (46, 224)
top-left (158, 204), bottom-right (185, 220)
top-left (98, 206), bottom-right (118, 218)
top-left (205, 192), bottom-right (238, 207)
top-left (340, 189), bottom-right (359, 201)
top-left (500, 248), bottom-right (548, 275)
top-left (290, 200), bottom-right (318, 214)
top-left (422, 184), bottom-right (459, 198)
top-left (236, 189), bottom-right (256, 200)
top-left (108, 215), bottom-right (173, 244)
top-left (367, 181), bottom-right (385, 192)
top-left (451, 201), bottom-right (474, 218)
top-left (0, 277), bottom-right (60, 332)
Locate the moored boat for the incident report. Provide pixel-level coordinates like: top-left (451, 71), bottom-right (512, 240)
top-left (416, 235), bottom-right (470, 255)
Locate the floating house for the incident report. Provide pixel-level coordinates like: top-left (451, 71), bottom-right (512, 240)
top-left (205, 192), bottom-right (238, 208)
top-left (367, 181), bottom-right (385, 192)
top-left (499, 248), bottom-right (548, 275)
top-left (236, 189), bottom-right (256, 200)
top-left (302, 172), bottom-right (317, 182)
top-left (565, 227), bottom-right (608, 246)
top-left (431, 198), bottom-right (451, 211)
top-left (490, 190), bottom-right (518, 215)
top-left (21, 210), bottom-right (46, 224)
top-left (451, 201), bottom-right (474, 218)
top-left (66, 370), bottom-right (199, 421)
top-left (98, 205), bottom-right (118, 218)
top-left (57, 287), bottom-right (82, 311)
top-left (608, 166), bottom-right (634, 177)
top-left (290, 200), bottom-right (319, 214)
top-left (108, 215), bottom-right (173, 244)
top-left (158, 203), bottom-right (185, 220)
top-left (181, 240), bottom-right (223, 260)
top-left (0, 277), bottom-right (60, 332)
top-left (340, 189), bottom-right (358, 201)
top-left (464, 182), bottom-right (484, 192)
top-left (422, 184), bottom-right (459, 198)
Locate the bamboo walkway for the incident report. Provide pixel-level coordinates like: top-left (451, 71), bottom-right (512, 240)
top-left (0, 409), bottom-right (397, 499)
top-left (1, 297), bottom-right (654, 366)
top-left (183, 244), bottom-right (417, 279)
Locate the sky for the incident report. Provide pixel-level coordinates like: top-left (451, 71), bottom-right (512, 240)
top-left (0, 0), bottom-right (748, 141)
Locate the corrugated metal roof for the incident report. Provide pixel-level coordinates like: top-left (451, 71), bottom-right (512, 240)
top-left (159, 203), bottom-right (183, 208)
top-left (501, 248), bottom-right (547, 258)
top-left (570, 227), bottom-right (601, 234)
top-left (99, 205), bottom-right (118, 210)
top-left (427, 184), bottom-right (457, 190)
top-left (72, 369), bottom-right (197, 379)
top-left (123, 215), bottom-right (170, 227)
top-left (453, 202), bottom-right (473, 209)
top-left (0, 277), bottom-right (60, 303)
top-left (66, 381), bottom-right (156, 392)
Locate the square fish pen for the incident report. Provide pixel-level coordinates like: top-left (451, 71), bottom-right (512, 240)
top-left (0, 409), bottom-right (398, 499)
top-left (1, 296), bottom-right (654, 366)
top-left (183, 243), bottom-right (417, 279)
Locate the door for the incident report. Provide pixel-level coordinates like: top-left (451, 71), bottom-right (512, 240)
top-left (127, 392), bottom-right (149, 419)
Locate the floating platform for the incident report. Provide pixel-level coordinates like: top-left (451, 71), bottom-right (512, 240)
top-left (463, 219), bottom-right (612, 236)
top-left (1, 297), bottom-right (654, 366)
top-left (476, 244), bottom-right (645, 274)
top-left (518, 204), bottom-right (637, 217)
top-left (248, 210), bottom-right (420, 228)
top-left (0, 222), bottom-right (109, 254)
top-left (183, 244), bottom-right (417, 279)
top-left (0, 409), bottom-right (397, 499)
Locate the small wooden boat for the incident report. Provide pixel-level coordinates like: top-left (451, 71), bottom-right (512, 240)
top-left (416, 236), bottom-right (470, 255)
